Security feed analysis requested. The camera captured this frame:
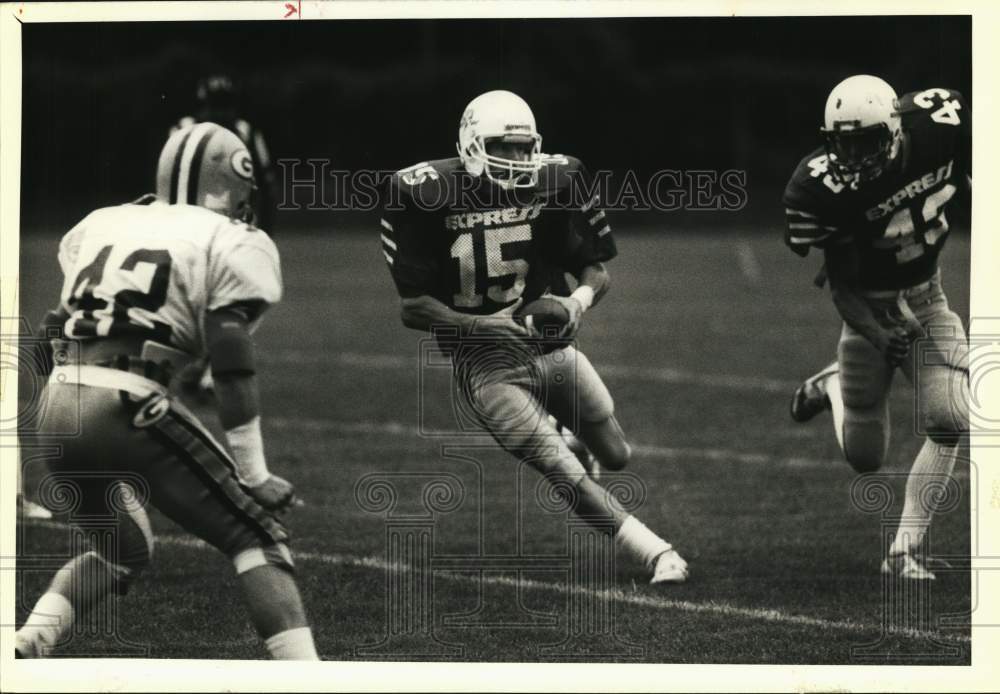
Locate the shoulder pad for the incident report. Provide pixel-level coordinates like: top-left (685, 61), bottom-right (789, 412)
top-left (389, 157), bottom-right (463, 204)
top-left (783, 148), bottom-right (847, 211)
top-left (207, 219), bottom-right (282, 311)
top-left (898, 88), bottom-right (967, 129)
top-left (537, 154), bottom-right (588, 192)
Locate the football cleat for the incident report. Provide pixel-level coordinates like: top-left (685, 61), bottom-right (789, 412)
top-left (13, 635), bottom-right (42, 659)
top-left (789, 361), bottom-right (839, 423)
top-left (650, 548), bottom-right (689, 585)
top-left (881, 552), bottom-right (942, 581)
top-left (16, 496), bottom-right (52, 520)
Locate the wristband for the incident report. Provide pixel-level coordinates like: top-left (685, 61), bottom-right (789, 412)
top-left (570, 285), bottom-right (595, 312)
top-left (224, 416), bottom-right (270, 487)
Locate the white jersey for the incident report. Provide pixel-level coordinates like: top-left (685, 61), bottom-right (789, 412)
top-left (57, 196), bottom-right (282, 356)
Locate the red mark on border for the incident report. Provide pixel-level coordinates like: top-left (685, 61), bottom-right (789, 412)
top-left (284, 1), bottom-right (301, 18)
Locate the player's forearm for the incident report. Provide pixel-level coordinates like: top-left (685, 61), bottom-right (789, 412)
top-left (213, 373), bottom-right (261, 429)
top-left (205, 308), bottom-right (271, 485)
top-left (400, 295), bottom-right (475, 334)
top-left (823, 246), bottom-right (890, 350)
top-left (575, 263), bottom-right (610, 309)
top-left (829, 282), bottom-right (888, 349)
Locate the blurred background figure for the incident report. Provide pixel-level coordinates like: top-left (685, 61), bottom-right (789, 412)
top-left (172, 74), bottom-right (278, 233)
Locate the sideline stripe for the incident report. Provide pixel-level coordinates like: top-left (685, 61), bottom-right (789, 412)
top-left (19, 518), bottom-right (971, 646)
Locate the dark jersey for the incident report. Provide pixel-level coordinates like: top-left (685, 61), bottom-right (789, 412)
top-left (783, 88), bottom-right (971, 290)
top-left (381, 155), bottom-right (616, 315)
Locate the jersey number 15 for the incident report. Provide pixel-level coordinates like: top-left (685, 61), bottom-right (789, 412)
top-left (450, 224), bottom-right (531, 308)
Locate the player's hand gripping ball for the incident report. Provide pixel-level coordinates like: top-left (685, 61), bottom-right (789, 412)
top-left (515, 297), bottom-right (573, 349)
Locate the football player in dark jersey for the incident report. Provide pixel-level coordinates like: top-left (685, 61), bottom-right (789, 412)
top-left (783, 75), bottom-right (970, 579)
top-left (381, 90), bottom-right (688, 585)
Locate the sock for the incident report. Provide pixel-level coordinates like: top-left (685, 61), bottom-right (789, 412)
top-left (826, 372), bottom-right (846, 452)
top-left (889, 439), bottom-right (959, 556)
top-left (265, 626), bottom-right (319, 660)
top-left (615, 515), bottom-right (671, 570)
top-left (16, 592), bottom-right (74, 657)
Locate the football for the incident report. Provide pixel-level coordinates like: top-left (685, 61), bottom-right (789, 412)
top-left (515, 297), bottom-right (570, 339)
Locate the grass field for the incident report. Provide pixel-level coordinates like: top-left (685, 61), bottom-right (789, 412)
top-left (14, 221), bottom-right (973, 663)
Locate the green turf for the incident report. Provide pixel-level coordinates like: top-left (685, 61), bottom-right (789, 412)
top-left (14, 223), bottom-right (972, 663)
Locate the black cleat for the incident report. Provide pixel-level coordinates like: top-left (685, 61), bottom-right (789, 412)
top-left (789, 361), bottom-right (838, 423)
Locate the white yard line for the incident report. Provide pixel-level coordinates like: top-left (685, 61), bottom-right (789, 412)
top-left (260, 350), bottom-right (795, 393)
top-left (735, 240), bottom-right (763, 285)
top-left (267, 416), bottom-right (835, 468)
top-left (18, 519), bottom-right (972, 647)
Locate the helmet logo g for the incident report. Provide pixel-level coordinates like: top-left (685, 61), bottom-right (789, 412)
top-left (230, 149), bottom-right (253, 180)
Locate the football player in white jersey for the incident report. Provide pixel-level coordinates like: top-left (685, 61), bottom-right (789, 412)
top-left (15, 123), bottom-right (319, 659)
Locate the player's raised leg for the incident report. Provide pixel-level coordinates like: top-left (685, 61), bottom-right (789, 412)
top-left (470, 377), bottom-right (687, 584)
top-left (835, 323), bottom-right (894, 473)
top-left (541, 346), bottom-right (632, 472)
top-left (16, 478), bottom-right (153, 659)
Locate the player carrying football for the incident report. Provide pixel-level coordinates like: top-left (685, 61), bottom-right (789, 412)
top-left (783, 75), bottom-right (971, 580)
top-left (381, 90), bottom-right (688, 585)
top-left (15, 123), bottom-right (319, 659)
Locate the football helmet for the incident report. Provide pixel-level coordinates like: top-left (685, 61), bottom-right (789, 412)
top-left (821, 75), bottom-right (902, 184)
top-left (457, 90), bottom-right (543, 190)
top-left (156, 122), bottom-right (256, 223)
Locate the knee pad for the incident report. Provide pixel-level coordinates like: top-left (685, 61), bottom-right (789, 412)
top-left (838, 329), bottom-right (892, 409)
top-left (918, 366), bottom-right (968, 444)
top-left (841, 419), bottom-right (889, 474)
top-left (232, 543), bottom-right (296, 575)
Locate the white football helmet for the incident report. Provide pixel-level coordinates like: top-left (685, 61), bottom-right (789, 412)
top-left (457, 90), bottom-right (543, 190)
top-left (156, 121), bottom-right (256, 222)
top-left (821, 75), bottom-right (902, 184)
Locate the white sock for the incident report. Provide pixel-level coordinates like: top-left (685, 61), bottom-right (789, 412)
top-left (889, 439), bottom-right (959, 556)
top-left (615, 515), bottom-right (671, 570)
top-left (265, 626), bottom-right (319, 660)
top-left (16, 592), bottom-right (74, 657)
top-left (826, 372), bottom-right (846, 452)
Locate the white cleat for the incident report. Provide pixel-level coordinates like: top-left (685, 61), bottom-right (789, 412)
top-left (17, 497), bottom-right (52, 520)
top-left (881, 552), bottom-right (937, 581)
top-left (650, 548), bottom-right (689, 584)
top-left (14, 633), bottom-right (45, 659)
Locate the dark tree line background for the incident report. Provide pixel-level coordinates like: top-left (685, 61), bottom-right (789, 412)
top-left (21, 16), bottom-right (970, 232)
